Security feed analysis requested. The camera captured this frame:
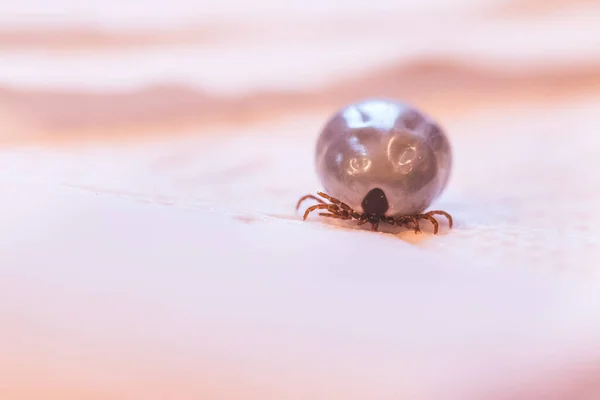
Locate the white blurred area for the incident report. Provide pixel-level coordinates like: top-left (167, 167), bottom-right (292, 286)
top-left (0, 0), bottom-right (599, 93)
top-left (0, 0), bottom-right (485, 27)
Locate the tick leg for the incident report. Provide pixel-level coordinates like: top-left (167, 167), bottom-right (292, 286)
top-left (319, 212), bottom-right (339, 218)
top-left (371, 221), bottom-right (379, 232)
top-left (297, 191), bottom-right (367, 226)
top-left (316, 192), bottom-right (358, 216)
top-left (319, 212), bottom-right (350, 220)
top-left (302, 204), bottom-right (331, 220)
top-left (392, 215), bottom-right (420, 233)
top-left (417, 214), bottom-right (439, 234)
top-left (303, 192), bottom-right (363, 219)
top-left (426, 210), bottom-right (453, 228)
top-left (393, 216), bottom-right (410, 231)
top-left (303, 202), bottom-right (346, 220)
top-left (296, 194), bottom-right (326, 210)
top-left (410, 216), bottom-right (420, 233)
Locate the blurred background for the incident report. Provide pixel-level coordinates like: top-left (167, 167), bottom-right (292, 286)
top-left (2, 0), bottom-right (599, 145)
top-left (1, 0), bottom-right (600, 399)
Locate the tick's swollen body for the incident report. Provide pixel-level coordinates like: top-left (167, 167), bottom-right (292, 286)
top-left (297, 99), bottom-right (453, 233)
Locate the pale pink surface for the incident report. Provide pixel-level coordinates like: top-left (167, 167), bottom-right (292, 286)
top-left (1, 1), bottom-right (600, 399)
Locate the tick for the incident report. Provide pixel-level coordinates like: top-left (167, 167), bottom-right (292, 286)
top-left (296, 99), bottom-right (453, 233)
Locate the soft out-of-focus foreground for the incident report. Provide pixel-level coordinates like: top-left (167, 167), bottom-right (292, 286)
top-left (1, 1), bottom-right (600, 399)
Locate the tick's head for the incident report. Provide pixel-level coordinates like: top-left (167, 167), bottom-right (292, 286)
top-left (361, 187), bottom-right (389, 216)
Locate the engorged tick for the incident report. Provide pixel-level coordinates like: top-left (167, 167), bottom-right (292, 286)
top-left (296, 98), bottom-right (453, 234)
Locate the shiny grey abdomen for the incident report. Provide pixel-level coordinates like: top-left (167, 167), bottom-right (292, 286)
top-left (315, 99), bottom-right (452, 216)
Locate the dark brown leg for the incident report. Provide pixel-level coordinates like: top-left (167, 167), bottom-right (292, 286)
top-left (302, 204), bottom-right (331, 220)
top-left (391, 211), bottom-right (452, 234)
top-left (426, 210), bottom-right (453, 228)
top-left (319, 212), bottom-right (350, 220)
top-left (300, 195), bottom-right (353, 221)
top-left (371, 221), bottom-right (379, 232)
top-left (316, 192), bottom-right (362, 219)
top-left (297, 192), bottom-right (364, 220)
top-left (319, 212), bottom-right (339, 218)
top-left (296, 194), bottom-right (325, 210)
top-left (417, 214), bottom-right (439, 234)
top-left (393, 215), bottom-right (414, 232)
top-left (410, 216), bottom-right (420, 233)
